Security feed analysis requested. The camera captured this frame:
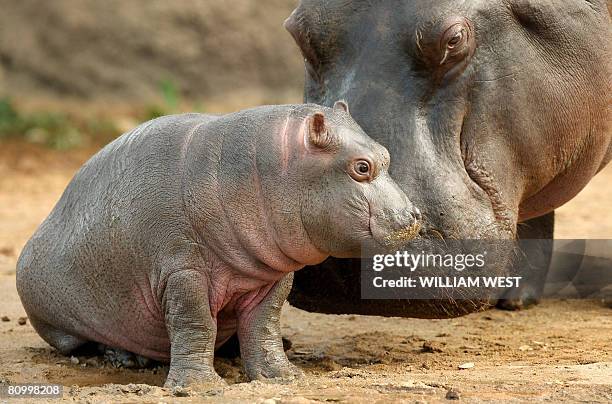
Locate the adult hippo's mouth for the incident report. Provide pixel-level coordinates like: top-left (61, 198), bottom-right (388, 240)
top-left (461, 127), bottom-right (517, 237)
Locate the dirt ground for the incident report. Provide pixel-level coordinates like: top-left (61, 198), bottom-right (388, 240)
top-left (0, 142), bottom-right (610, 403)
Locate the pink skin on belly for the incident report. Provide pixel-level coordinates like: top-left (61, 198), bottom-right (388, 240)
top-left (108, 269), bottom-right (287, 362)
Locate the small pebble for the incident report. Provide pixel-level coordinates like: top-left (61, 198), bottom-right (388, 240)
top-left (458, 362), bottom-right (474, 369)
top-left (1, 316), bottom-right (9, 322)
top-left (17, 317), bottom-right (27, 325)
top-left (422, 341), bottom-right (444, 353)
top-left (319, 357), bottom-right (343, 371)
top-left (203, 387), bottom-right (224, 397)
top-left (446, 388), bottom-right (461, 400)
top-left (85, 357), bottom-right (100, 367)
top-left (171, 386), bottom-right (191, 397)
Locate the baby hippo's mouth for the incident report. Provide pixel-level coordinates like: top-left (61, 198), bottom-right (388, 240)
top-left (383, 222), bottom-right (422, 247)
top-left (369, 205), bottom-right (422, 250)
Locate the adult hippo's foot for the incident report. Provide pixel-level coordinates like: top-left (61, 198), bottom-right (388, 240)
top-left (497, 212), bottom-right (555, 311)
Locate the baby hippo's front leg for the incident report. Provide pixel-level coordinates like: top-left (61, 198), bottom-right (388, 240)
top-left (238, 273), bottom-right (303, 380)
top-left (163, 270), bottom-right (226, 388)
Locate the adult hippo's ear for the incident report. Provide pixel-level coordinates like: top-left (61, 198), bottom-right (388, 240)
top-left (333, 100), bottom-right (350, 115)
top-left (308, 112), bottom-right (336, 150)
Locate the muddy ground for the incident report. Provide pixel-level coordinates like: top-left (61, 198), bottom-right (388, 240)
top-left (0, 142), bottom-right (610, 403)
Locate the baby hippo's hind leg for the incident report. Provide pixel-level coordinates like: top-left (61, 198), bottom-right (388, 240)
top-left (28, 315), bottom-right (87, 355)
top-left (238, 273), bottom-right (303, 381)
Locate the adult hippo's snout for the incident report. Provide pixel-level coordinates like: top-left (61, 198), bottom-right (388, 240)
top-left (351, 102), bottom-right (514, 243)
top-left (286, 0), bottom-right (611, 318)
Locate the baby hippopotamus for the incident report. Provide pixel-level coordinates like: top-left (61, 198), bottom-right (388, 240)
top-left (16, 102), bottom-right (419, 388)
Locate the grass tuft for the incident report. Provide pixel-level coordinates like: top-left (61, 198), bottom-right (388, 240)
top-left (0, 97), bottom-right (121, 149)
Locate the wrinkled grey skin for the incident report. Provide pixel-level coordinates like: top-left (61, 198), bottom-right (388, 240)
top-left (16, 103), bottom-right (419, 387)
top-left (285, 0), bottom-right (611, 316)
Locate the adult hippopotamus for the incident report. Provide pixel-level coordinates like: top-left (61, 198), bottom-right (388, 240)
top-left (285, 0), bottom-right (611, 316)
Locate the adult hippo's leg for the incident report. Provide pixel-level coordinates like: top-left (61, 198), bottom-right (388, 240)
top-left (497, 211), bottom-right (555, 310)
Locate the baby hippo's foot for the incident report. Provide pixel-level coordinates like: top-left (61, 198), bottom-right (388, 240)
top-left (243, 350), bottom-right (304, 381)
top-left (164, 366), bottom-right (227, 390)
top-left (100, 345), bottom-right (155, 369)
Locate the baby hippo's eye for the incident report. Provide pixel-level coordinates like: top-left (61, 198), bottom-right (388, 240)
top-left (350, 159), bottom-right (373, 182)
top-left (356, 161), bottom-right (370, 173)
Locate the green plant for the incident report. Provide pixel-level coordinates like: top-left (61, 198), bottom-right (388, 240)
top-left (160, 79), bottom-right (179, 111)
top-left (23, 112), bottom-right (83, 149)
top-left (0, 97), bottom-right (120, 149)
top-left (142, 79), bottom-right (204, 121)
top-left (0, 97), bottom-right (22, 137)
top-left (142, 79), bottom-right (180, 120)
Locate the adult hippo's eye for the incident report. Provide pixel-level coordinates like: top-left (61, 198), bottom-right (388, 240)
top-left (447, 29), bottom-right (465, 48)
top-left (414, 16), bottom-right (475, 82)
top-left (439, 22), bottom-right (471, 65)
top-left (440, 19), bottom-right (474, 66)
top-left (350, 159), bottom-right (373, 182)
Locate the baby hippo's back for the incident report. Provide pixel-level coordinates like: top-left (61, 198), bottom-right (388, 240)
top-left (16, 113), bottom-right (218, 360)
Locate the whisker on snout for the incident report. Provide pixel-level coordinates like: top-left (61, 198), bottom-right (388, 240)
top-left (383, 222), bottom-right (422, 246)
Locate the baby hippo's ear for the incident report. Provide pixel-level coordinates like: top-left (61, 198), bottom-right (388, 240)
top-left (308, 112), bottom-right (336, 150)
top-left (333, 100), bottom-right (350, 114)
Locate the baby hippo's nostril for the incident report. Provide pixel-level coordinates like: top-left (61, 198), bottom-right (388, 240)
top-left (370, 191), bottom-right (422, 246)
top-left (390, 207), bottom-right (421, 230)
top-left (398, 207), bottom-right (420, 227)
top-left (380, 206), bottom-right (422, 246)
